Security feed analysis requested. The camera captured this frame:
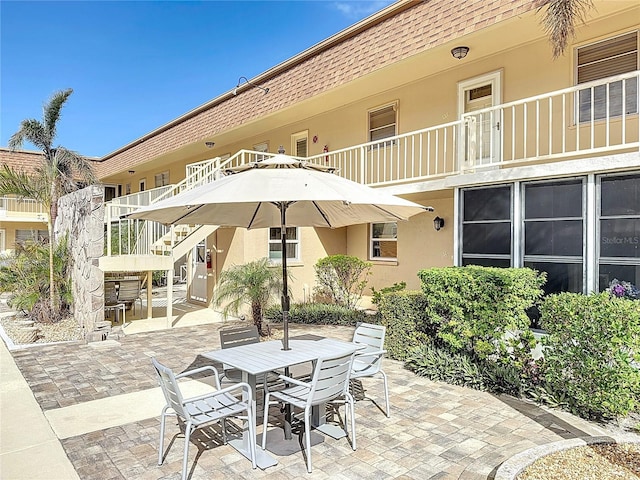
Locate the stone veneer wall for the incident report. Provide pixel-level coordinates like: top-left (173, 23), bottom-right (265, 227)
top-left (54, 185), bottom-right (104, 336)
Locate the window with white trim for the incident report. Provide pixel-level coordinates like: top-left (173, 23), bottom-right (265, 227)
top-left (253, 142), bottom-right (269, 162)
top-left (16, 229), bottom-right (49, 245)
top-left (368, 103), bottom-right (397, 144)
top-left (577, 31), bottom-right (638, 122)
top-left (0, 229), bottom-right (5, 252)
top-left (268, 227), bottom-right (300, 262)
top-left (370, 222), bottom-right (397, 260)
top-left (291, 131), bottom-right (308, 157)
top-left (139, 179), bottom-right (146, 192)
top-left (155, 171), bottom-right (170, 188)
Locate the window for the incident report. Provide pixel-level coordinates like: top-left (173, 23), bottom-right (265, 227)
top-left (125, 183), bottom-right (131, 195)
top-left (155, 172), bottom-right (170, 188)
top-left (253, 142), bottom-right (269, 161)
top-left (577, 31), bottom-right (638, 122)
top-left (598, 173), bottom-right (640, 292)
top-left (368, 103), bottom-right (397, 144)
top-left (523, 179), bottom-right (584, 295)
top-left (15, 229), bottom-right (49, 245)
top-left (0, 229), bottom-right (5, 252)
top-left (139, 179), bottom-right (146, 192)
top-left (268, 227), bottom-right (299, 262)
top-left (291, 131), bottom-right (308, 157)
top-left (461, 186), bottom-right (512, 267)
top-left (370, 222), bottom-right (397, 260)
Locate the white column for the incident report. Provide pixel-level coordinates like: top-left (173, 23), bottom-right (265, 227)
top-left (166, 268), bottom-right (174, 329)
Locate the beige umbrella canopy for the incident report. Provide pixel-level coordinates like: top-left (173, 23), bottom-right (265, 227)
top-left (128, 155), bottom-right (431, 349)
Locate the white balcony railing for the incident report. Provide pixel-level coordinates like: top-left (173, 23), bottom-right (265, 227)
top-left (306, 71), bottom-right (639, 185)
top-left (0, 196), bottom-right (47, 220)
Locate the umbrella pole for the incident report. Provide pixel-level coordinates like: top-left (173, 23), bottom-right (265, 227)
top-left (280, 203), bottom-right (291, 351)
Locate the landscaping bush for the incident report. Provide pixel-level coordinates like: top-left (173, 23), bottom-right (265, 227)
top-left (264, 302), bottom-right (372, 327)
top-left (377, 290), bottom-right (433, 360)
top-left (417, 266), bottom-right (545, 362)
top-left (314, 254), bottom-right (371, 308)
top-left (0, 236), bottom-right (72, 323)
top-left (539, 292), bottom-right (640, 420)
top-left (405, 342), bottom-right (524, 396)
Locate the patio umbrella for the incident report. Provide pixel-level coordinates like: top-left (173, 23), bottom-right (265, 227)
top-left (128, 154), bottom-right (431, 350)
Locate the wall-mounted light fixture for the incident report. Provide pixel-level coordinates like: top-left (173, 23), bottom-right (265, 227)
top-left (233, 76), bottom-right (269, 95)
top-left (128, 170), bottom-right (135, 175)
top-left (277, 145), bottom-right (286, 154)
top-left (205, 141), bottom-right (215, 148)
top-left (433, 216), bottom-right (445, 231)
top-left (451, 46), bottom-right (469, 59)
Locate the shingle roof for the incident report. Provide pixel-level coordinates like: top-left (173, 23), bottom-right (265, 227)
top-left (96, 0), bottom-right (536, 178)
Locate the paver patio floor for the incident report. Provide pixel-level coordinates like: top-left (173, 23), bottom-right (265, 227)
top-left (6, 321), bottom-right (615, 479)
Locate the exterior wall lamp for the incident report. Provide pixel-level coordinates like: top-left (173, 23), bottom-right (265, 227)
top-left (205, 141), bottom-right (215, 148)
top-left (128, 170), bottom-right (135, 175)
top-left (233, 76), bottom-right (269, 95)
top-left (433, 216), bottom-right (445, 231)
top-left (451, 46), bottom-right (470, 59)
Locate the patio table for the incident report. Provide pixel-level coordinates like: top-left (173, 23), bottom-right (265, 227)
top-left (203, 337), bottom-right (359, 469)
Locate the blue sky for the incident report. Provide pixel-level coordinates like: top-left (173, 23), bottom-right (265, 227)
top-left (1, 0), bottom-right (394, 157)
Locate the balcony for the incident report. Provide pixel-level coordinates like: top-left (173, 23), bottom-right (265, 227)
top-left (0, 196), bottom-right (47, 222)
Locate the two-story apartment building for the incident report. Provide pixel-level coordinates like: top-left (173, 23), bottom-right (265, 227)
top-left (3, 0), bottom-right (639, 320)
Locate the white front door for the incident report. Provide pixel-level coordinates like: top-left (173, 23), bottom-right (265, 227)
top-left (458, 71), bottom-right (502, 169)
top-left (190, 241), bottom-right (208, 302)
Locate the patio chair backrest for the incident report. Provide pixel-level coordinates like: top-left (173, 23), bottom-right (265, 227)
top-left (152, 357), bottom-right (189, 420)
top-left (352, 322), bottom-right (386, 373)
top-left (104, 281), bottom-right (119, 306)
top-left (309, 351), bottom-right (355, 406)
top-left (118, 279), bottom-right (141, 303)
top-left (220, 325), bottom-right (260, 349)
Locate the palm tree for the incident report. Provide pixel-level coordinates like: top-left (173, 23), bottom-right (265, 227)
top-left (1, 88), bottom-right (96, 314)
top-left (213, 258), bottom-right (285, 336)
top-left (537, 0), bottom-right (595, 58)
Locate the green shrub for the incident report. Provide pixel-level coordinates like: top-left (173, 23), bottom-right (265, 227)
top-left (406, 342), bottom-right (524, 396)
top-left (264, 302), bottom-right (372, 327)
top-left (377, 290), bottom-right (433, 361)
top-left (314, 255), bottom-right (371, 308)
top-left (539, 292), bottom-right (640, 420)
top-left (405, 342), bottom-right (485, 390)
top-left (417, 266), bottom-right (545, 362)
top-left (0, 236), bottom-right (72, 323)
top-left (371, 281), bottom-right (406, 305)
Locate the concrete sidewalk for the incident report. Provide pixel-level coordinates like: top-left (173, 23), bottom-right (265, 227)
top-left (0, 339), bottom-right (80, 480)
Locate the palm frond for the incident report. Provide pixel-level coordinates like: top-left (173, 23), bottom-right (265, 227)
top-left (0, 165), bottom-right (48, 205)
top-left (43, 89), bottom-right (73, 140)
top-left (54, 147), bottom-right (97, 192)
top-left (8, 119), bottom-right (48, 151)
top-left (537, 0), bottom-right (595, 58)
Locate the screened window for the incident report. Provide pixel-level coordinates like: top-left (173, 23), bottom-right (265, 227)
top-left (577, 31), bottom-right (639, 122)
top-left (155, 172), bottom-right (170, 188)
top-left (370, 222), bottom-right (397, 260)
top-left (598, 173), bottom-right (640, 292)
top-left (15, 229), bottom-right (49, 245)
top-left (523, 179), bottom-right (584, 294)
top-left (268, 227), bottom-right (299, 262)
top-left (461, 186), bottom-right (512, 266)
top-left (369, 104), bottom-right (397, 143)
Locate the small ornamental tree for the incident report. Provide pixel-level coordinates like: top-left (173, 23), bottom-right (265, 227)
top-left (314, 254), bottom-right (371, 309)
top-left (213, 258), bottom-right (284, 336)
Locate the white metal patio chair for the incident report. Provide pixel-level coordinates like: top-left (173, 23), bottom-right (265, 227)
top-left (351, 322), bottom-right (390, 417)
top-left (219, 325), bottom-right (261, 383)
top-left (104, 281), bottom-right (126, 326)
top-left (151, 358), bottom-right (256, 479)
top-left (261, 350), bottom-right (356, 473)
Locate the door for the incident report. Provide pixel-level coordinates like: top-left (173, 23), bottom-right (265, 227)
top-left (458, 71), bottom-right (502, 169)
top-left (190, 241), bottom-right (208, 302)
